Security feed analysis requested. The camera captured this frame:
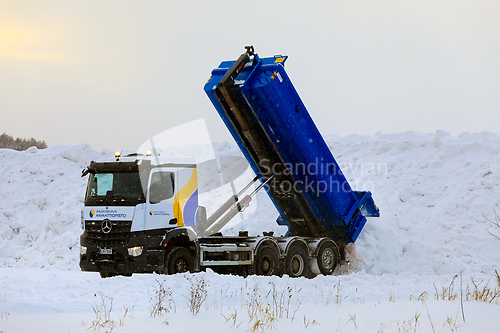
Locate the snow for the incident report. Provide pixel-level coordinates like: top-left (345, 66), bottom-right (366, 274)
top-left (0, 131), bottom-right (499, 332)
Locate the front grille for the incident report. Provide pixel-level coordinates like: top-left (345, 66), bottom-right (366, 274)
top-left (85, 220), bottom-right (132, 247)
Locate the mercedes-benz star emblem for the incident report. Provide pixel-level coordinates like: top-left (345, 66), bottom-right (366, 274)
top-left (101, 219), bottom-right (112, 234)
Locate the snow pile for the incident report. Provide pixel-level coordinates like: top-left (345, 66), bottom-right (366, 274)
top-left (0, 144), bottom-right (112, 269)
top-left (337, 131), bottom-right (500, 276)
top-left (214, 130), bottom-right (500, 276)
top-left (0, 131), bottom-right (499, 277)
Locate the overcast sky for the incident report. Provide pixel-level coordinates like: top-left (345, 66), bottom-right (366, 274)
top-left (1, 0), bottom-right (499, 151)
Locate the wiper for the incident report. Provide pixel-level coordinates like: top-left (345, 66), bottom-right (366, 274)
top-left (111, 195), bottom-right (133, 204)
top-left (86, 196), bottom-right (106, 204)
top-left (105, 191), bottom-right (134, 205)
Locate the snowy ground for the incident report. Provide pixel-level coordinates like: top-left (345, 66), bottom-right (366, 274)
top-left (1, 131), bottom-right (499, 332)
top-left (1, 267), bottom-right (499, 333)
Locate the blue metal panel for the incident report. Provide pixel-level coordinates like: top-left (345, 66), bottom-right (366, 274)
top-left (204, 50), bottom-right (379, 243)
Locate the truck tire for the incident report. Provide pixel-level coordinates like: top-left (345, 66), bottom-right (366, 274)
top-left (255, 245), bottom-right (280, 276)
top-left (316, 241), bottom-right (339, 275)
top-left (284, 246), bottom-right (309, 278)
top-left (165, 247), bottom-right (194, 274)
top-left (99, 272), bottom-right (116, 278)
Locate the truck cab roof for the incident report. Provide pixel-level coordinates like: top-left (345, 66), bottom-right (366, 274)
top-left (83, 154), bottom-right (196, 176)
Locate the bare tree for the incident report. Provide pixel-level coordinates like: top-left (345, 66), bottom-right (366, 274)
top-left (483, 200), bottom-right (500, 240)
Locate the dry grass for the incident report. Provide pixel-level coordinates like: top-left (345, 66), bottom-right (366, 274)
top-left (429, 272), bottom-right (500, 304)
top-left (117, 305), bottom-right (132, 327)
top-left (88, 292), bottom-right (116, 331)
top-left (149, 279), bottom-right (176, 317)
top-left (346, 314), bottom-right (357, 329)
top-left (443, 316), bottom-right (462, 332)
top-left (466, 273), bottom-right (500, 303)
top-left (84, 270), bottom-right (500, 331)
top-left (267, 282), bottom-right (302, 321)
top-left (219, 281), bottom-right (306, 331)
top-left (314, 280), bottom-right (343, 306)
top-left (435, 275), bottom-right (459, 300)
top-left (389, 282), bottom-right (399, 303)
top-left (87, 292), bottom-right (132, 331)
top-left (221, 308), bottom-right (242, 329)
top-left (396, 311), bottom-right (421, 333)
top-left (303, 315), bottom-right (319, 328)
top-left (409, 291), bottom-right (429, 302)
top-left (185, 275), bottom-right (208, 315)
top-left (248, 303), bottom-right (279, 332)
top-left (0, 292), bottom-right (8, 333)
top-left (221, 299), bottom-right (281, 332)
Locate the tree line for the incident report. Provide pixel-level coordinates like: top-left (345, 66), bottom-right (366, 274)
top-left (0, 133), bottom-right (48, 151)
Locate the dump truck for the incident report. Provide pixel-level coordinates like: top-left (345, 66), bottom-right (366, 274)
top-left (79, 47), bottom-right (379, 278)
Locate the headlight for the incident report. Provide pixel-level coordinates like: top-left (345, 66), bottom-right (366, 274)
top-left (128, 246), bottom-right (143, 257)
top-left (81, 246), bottom-right (87, 255)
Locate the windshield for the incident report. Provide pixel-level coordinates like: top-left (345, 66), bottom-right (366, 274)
top-left (85, 172), bottom-right (145, 206)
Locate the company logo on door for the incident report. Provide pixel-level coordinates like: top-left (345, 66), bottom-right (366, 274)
top-left (149, 211), bottom-right (170, 216)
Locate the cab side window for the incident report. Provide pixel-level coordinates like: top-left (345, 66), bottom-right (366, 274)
top-left (149, 172), bottom-right (175, 204)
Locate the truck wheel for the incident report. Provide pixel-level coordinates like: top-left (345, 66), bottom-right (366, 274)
top-left (255, 246), bottom-right (280, 276)
top-left (166, 247), bottom-right (194, 274)
top-left (316, 241), bottom-right (339, 275)
top-left (99, 272), bottom-right (116, 278)
top-left (284, 246), bottom-right (309, 278)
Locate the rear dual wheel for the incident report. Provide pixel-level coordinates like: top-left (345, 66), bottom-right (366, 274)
top-left (284, 246), bottom-right (310, 278)
top-left (255, 246), bottom-right (280, 276)
top-left (316, 241), bottom-right (339, 275)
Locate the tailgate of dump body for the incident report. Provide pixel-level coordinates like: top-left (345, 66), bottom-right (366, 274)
top-left (204, 50), bottom-right (379, 243)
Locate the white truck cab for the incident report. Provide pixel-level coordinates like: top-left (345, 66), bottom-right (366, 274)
top-left (80, 152), bottom-right (200, 277)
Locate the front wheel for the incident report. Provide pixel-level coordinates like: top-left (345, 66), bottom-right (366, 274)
top-left (99, 272), bottom-right (116, 278)
top-left (165, 247), bottom-right (194, 274)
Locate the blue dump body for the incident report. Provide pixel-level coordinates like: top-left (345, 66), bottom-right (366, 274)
top-left (204, 49), bottom-right (379, 243)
